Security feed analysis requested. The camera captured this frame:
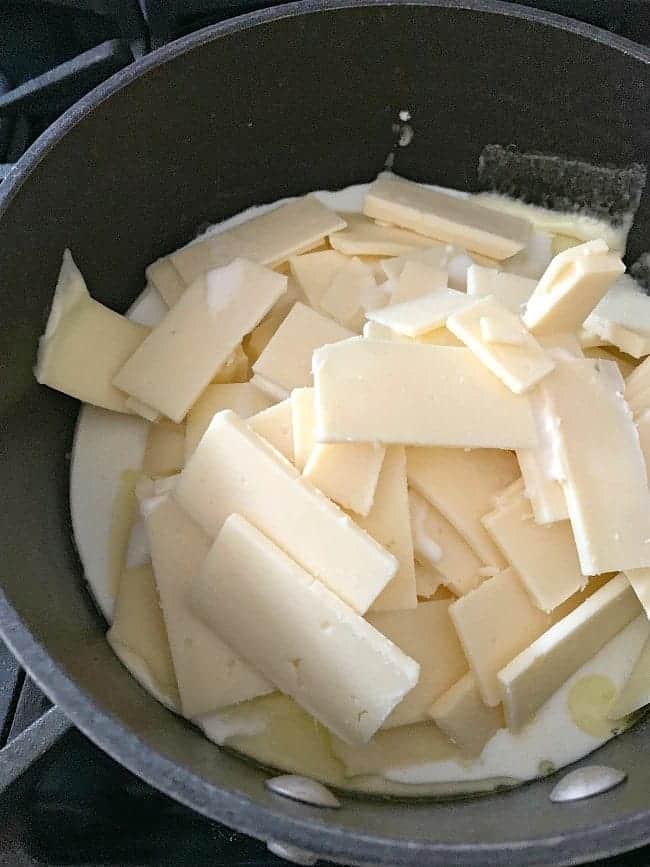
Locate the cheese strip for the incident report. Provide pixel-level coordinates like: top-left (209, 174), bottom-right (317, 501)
top-left (142, 422), bottom-right (185, 478)
top-left (191, 514), bottom-right (419, 744)
top-left (252, 302), bottom-right (353, 397)
top-left (150, 196), bottom-right (346, 300)
top-left (381, 244), bottom-right (449, 281)
top-left (366, 289), bottom-right (474, 337)
top-left (409, 490), bottom-right (483, 596)
top-left (482, 485), bottom-right (584, 612)
top-left (430, 672), bottom-right (505, 756)
top-left (448, 296), bottom-right (555, 394)
top-left (364, 175), bottom-right (530, 260)
top-left (113, 260), bottom-right (286, 422)
top-left (290, 387), bottom-right (316, 471)
top-left (247, 399), bottom-right (294, 462)
top-left (541, 358), bottom-right (650, 574)
top-left (523, 240), bottom-right (625, 336)
top-left (304, 441), bottom-right (385, 516)
top-left (466, 264), bottom-right (536, 314)
top-left (143, 484), bottom-right (272, 717)
top-left (624, 569), bottom-right (650, 617)
top-left (320, 256), bottom-right (376, 330)
top-left (329, 212), bottom-right (434, 256)
top-left (367, 601), bottom-right (467, 728)
top-left (608, 623), bottom-right (650, 718)
top-left (498, 574), bottom-right (641, 731)
top-left (289, 249), bottom-right (349, 308)
top-left (185, 383), bottom-right (272, 459)
top-left (107, 564), bottom-right (180, 711)
top-left (35, 250), bottom-right (149, 413)
top-left (450, 569), bottom-right (551, 706)
top-left (584, 275), bottom-right (650, 358)
top-left (414, 562), bottom-right (444, 599)
top-left (313, 340), bottom-right (537, 448)
top-left (175, 410), bottom-right (397, 613)
top-left (407, 447), bottom-right (518, 568)
top-left (391, 260), bottom-right (448, 304)
top-left (357, 447), bottom-right (417, 612)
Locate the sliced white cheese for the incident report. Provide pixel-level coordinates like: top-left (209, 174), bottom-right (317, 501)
top-left (190, 514), bottom-right (419, 744)
top-left (290, 387), bottom-right (316, 471)
top-left (213, 343), bottom-right (251, 383)
top-left (584, 275), bottom-right (650, 358)
top-left (429, 672), bottom-right (505, 756)
top-left (185, 382), bottom-right (272, 459)
top-left (247, 399), bottom-right (294, 462)
top-left (304, 440), bottom-right (385, 517)
top-left (289, 249), bottom-right (349, 308)
top-left (243, 297), bottom-right (296, 366)
top-left (35, 250), bottom-right (149, 413)
top-left (367, 601), bottom-right (467, 728)
top-left (450, 568), bottom-right (551, 706)
top-left (125, 396), bottom-right (160, 423)
top-left (113, 259), bottom-right (286, 422)
top-left (366, 289), bottom-right (473, 337)
top-left (498, 573), bottom-right (641, 731)
top-left (329, 212), bottom-right (434, 256)
top-left (319, 256), bottom-right (376, 330)
top-left (175, 410), bottom-right (397, 613)
top-left (361, 320), bottom-right (461, 346)
top-left (357, 446), bottom-right (417, 612)
top-left (523, 240), bottom-right (625, 336)
top-left (142, 421), bottom-right (185, 478)
top-left (466, 264), bottom-right (536, 314)
top-left (364, 175), bottom-right (530, 260)
top-left (407, 447), bottom-right (518, 569)
top-left (608, 624), bottom-right (650, 718)
top-left (145, 258), bottom-right (183, 308)
top-left (381, 244), bottom-right (449, 281)
top-left (313, 340), bottom-right (537, 448)
top-left (414, 561), bottom-right (444, 599)
top-left (252, 302), bottom-right (353, 397)
top-left (388, 259), bottom-right (448, 304)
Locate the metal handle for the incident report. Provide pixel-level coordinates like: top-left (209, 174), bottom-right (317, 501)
top-left (0, 705), bottom-right (71, 793)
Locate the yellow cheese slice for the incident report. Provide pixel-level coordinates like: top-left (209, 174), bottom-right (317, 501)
top-left (584, 275), bottom-right (650, 358)
top-left (391, 260), bottom-right (448, 304)
top-left (466, 264), bottom-right (536, 314)
top-left (320, 256), bottom-right (377, 330)
top-left (142, 421), bottom-right (185, 478)
top-left (329, 212), bottom-right (434, 256)
top-left (289, 249), bottom-right (349, 308)
top-left (429, 672), bottom-right (505, 756)
top-left (190, 514), bottom-right (419, 744)
top-left (608, 624), bottom-right (650, 718)
top-left (366, 289), bottom-right (473, 337)
top-left (304, 441), bottom-right (385, 516)
top-left (175, 410), bottom-right (397, 613)
top-left (498, 573), bottom-right (641, 731)
top-left (247, 399), bottom-right (294, 462)
top-left (185, 382), bottom-right (272, 459)
top-left (450, 568), bottom-right (551, 706)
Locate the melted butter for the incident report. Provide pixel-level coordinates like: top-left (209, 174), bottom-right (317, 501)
top-left (568, 674), bottom-right (617, 738)
top-left (108, 469), bottom-right (141, 598)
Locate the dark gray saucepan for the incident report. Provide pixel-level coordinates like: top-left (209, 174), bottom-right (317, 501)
top-left (0, 2), bottom-right (649, 864)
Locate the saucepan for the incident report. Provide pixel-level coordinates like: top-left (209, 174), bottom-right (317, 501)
top-left (0, 2), bottom-right (649, 864)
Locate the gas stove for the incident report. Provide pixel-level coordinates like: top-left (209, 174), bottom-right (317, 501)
top-left (1, 2), bottom-right (650, 865)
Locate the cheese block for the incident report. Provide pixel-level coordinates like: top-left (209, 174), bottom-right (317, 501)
top-left (35, 250), bottom-right (149, 413)
top-left (252, 302), bottom-right (354, 397)
top-left (304, 441), bottom-right (385, 516)
top-left (142, 485), bottom-right (272, 717)
top-left (414, 561), bottom-right (444, 599)
top-left (313, 340), bottom-right (537, 448)
top-left (624, 568), bottom-right (650, 617)
top-left (290, 387), bottom-right (316, 470)
top-left (466, 265), bottom-right (537, 314)
top-left (429, 672), bottom-right (505, 756)
top-left (367, 601), bottom-right (467, 728)
top-left (498, 574), bottom-right (641, 731)
top-left (448, 296), bottom-right (555, 394)
top-left (523, 240), bottom-right (625, 336)
top-left (329, 212), bottom-right (434, 256)
top-left (381, 244), bottom-right (449, 281)
top-left (608, 624), bottom-right (650, 718)
top-left (364, 175), bottom-right (530, 260)
top-left (150, 196), bottom-right (346, 299)
top-left (185, 383), bottom-right (272, 459)
top-left (289, 249), bottom-right (349, 308)
top-left (482, 484), bottom-right (585, 612)
top-left (247, 399), bottom-right (294, 462)
top-left (107, 563), bottom-right (180, 711)
top-left (407, 447), bottom-right (518, 568)
top-left (409, 490), bottom-right (483, 596)
top-left (213, 343), bottom-right (251, 383)
top-left (190, 514), bottom-right (419, 744)
top-left (584, 275), bottom-right (650, 358)
top-left (390, 260), bottom-right (448, 304)
top-left (113, 259), bottom-right (286, 422)
top-left (366, 289), bottom-right (474, 337)
top-left (175, 410), bottom-right (397, 613)
top-left (142, 421), bottom-right (185, 478)
top-left (541, 358), bottom-right (650, 574)
top-left (146, 258), bottom-right (184, 308)
top-left (450, 569), bottom-right (551, 706)
top-left (320, 256), bottom-right (376, 329)
top-left (357, 447), bottom-right (417, 612)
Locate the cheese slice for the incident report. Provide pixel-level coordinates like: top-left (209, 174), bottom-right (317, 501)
top-left (498, 573), bottom-right (641, 731)
top-left (362, 320), bottom-right (461, 347)
top-left (367, 601), bottom-right (467, 728)
top-left (409, 490), bottom-right (483, 596)
top-left (252, 302), bottom-right (353, 397)
top-left (391, 260), bottom-right (448, 304)
top-left (247, 399), bottom-right (294, 462)
top-left (414, 561), bottom-right (444, 599)
top-left (624, 568), bottom-right (650, 617)
top-left (290, 387), bottom-right (316, 471)
top-left (429, 672), bottom-right (505, 756)
top-left (448, 296), bottom-right (555, 394)
top-left (146, 258), bottom-right (183, 308)
top-left (175, 410), bottom-right (397, 613)
top-left (107, 563), bottom-right (180, 711)
top-left (329, 212), bottom-right (434, 256)
top-left (366, 289), bottom-right (474, 337)
top-left (213, 343), bottom-right (251, 383)
top-left (482, 485), bottom-right (584, 612)
top-left (320, 256), bottom-right (376, 329)
top-left (584, 275), bottom-right (650, 358)
top-left (313, 340), bottom-right (537, 448)
top-left (243, 296), bottom-right (296, 366)
top-left (364, 175), bottom-right (530, 260)
top-left (523, 240), bottom-right (625, 336)
top-left (142, 421), bottom-right (185, 478)
top-left (35, 250), bottom-right (149, 413)
top-left (541, 358), bottom-right (650, 574)
top-left (185, 383), bottom-right (272, 459)
top-left (584, 346), bottom-right (636, 379)
top-left (190, 514), bottom-right (419, 744)
top-left (304, 441), bottom-right (385, 516)
top-left (142, 485), bottom-right (272, 717)
top-left (407, 447), bottom-right (518, 568)
top-left (450, 568), bottom-right (551, 706)
top-left (357, 446), bottom-right (417, 612)
top-left (381, 244), bottom-right (449, 281)
top-left (125, 396), bottom-right (160, 422)
top-left (289, 249), bottom-right (349, 308)
top-left (466, 264), bottom-right (536, 314)
top-left (608, 624), bottom-right (650, 718)
top-left (113, 259), bottom-right (286, 422)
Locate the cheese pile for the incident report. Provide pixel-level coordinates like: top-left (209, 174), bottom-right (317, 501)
top-left (35, 173), bottom-right (650, 760)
